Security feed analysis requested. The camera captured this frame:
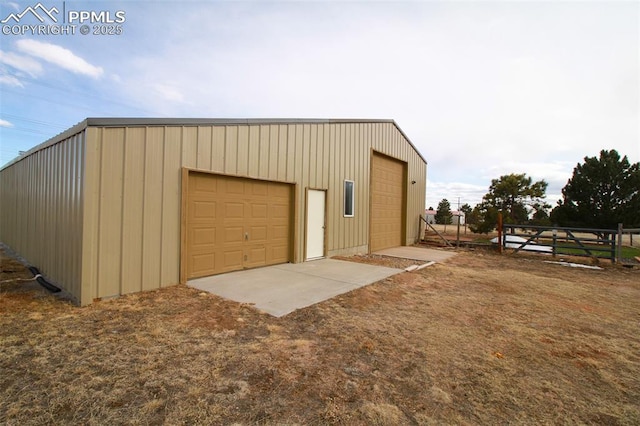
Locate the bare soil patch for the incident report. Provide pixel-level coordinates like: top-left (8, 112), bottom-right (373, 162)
top-left (1, 248), bottom-right (639, 425)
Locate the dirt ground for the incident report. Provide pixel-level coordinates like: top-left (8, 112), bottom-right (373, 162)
top-left (1, 248), bottom-right (639, 425)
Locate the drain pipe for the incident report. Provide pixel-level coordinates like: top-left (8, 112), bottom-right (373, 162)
top-left (27, 266), bottom-right (61, 293)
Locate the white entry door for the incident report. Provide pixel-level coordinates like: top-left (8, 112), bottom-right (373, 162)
top-left (306, 189), bottom-right (326, 260)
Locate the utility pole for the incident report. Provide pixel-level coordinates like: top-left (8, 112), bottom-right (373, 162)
top-left (456, 197), bottom-right (461, 248)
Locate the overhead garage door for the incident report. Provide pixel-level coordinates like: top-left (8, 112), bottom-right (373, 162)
top-left (370, 153), bottom-right (405, 252)
top-left (186, 172), bottom-right (292, 279)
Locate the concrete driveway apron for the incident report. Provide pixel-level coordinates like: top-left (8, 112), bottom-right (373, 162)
top-left (188, 259), bottom-right (403, 317)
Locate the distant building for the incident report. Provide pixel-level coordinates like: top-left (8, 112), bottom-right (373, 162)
top-left (424, 209), bottom-right (465, 225)
top-left (425, 209), bottom-right (437, 224)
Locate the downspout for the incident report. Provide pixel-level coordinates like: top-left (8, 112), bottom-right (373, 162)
top-left (27, 266), bottom-right (61, 293)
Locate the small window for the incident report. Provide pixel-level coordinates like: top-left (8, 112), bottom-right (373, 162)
top-left (344, 180), bottom-right (354, 217)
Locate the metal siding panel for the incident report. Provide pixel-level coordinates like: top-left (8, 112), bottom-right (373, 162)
top-left (322, 124), bottom-right (330, 189)
top-left (97, 128), bottom-right (125, 298)
top-left (294, 124), bottom-right (305, 259)
top-left (296, 124), bottom-right (312, 188)
top-left (327, 124), bottom-right (337, 251)
top-left (182, 126), bottom-right (197, 169)
top-left (211, 126), bottom-right (225, 172)
top-left (338, 124), bottom-right (346, 249)
top-left (121, 127), bottom-right (145, 295)
top-left (258, 125), bottom-right (270, 178)
top-left (197, 126), bottom-right (212, 170)
top-left (161, 127), bottom-right (182, 287)
top-left (268, 125), bottom-right (279, 180)
top-left (142, 127), bottom-right (164, 291)
top-left (0, 167), bottom-right (14, 250)
top-left (237, 125), bottom-right (249, 175)
top-left (248, 125), bottom-right (260, 177)
top-left (356, 123), bottom-right (365, 246)
top-left (277, 125), bottom-right (288, 182)
top-left (36, 151), bottom-right (44, 255)
top-left (82, 128), bottom-right (101, 304)
top-left (304, 124), bottom-right (322, 188)
top-left (56, 140), bottom-right (71, 273)
top-left (12, 157), bottom-right (22, 252)
top-left (285, 125), bottom-right (296, 182)
top-left (363, 123), bottom-right (372, 245)
top-left (52, 143), bottom-right (62, 278)
top-left (72, 134), bottom-right (84, 299)
top-left (225, 126), bottom-right (238, 174)
top-left (40, 149), bottom-right (50, 266)
top-left (0, 128), bottom-right (86, 304)
top-left (61, 141), bottom-right (70, 280)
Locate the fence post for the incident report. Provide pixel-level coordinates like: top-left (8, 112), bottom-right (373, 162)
top-left (497, 212), bottom-right (503, 254)
top-left (617, 223), bottom-right (623, 264)
top-left (552, 228), bottom-right (557, 258)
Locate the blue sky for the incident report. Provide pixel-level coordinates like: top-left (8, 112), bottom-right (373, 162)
top-left (0, 0), bottom-right (638, 209)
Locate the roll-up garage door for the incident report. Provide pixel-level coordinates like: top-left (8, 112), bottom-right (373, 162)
top-left (186, 172), bottom-right (292, 279)
top-left (370, 153), bottom-right (405, 252)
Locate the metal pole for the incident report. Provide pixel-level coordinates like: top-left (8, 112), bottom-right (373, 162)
top-left (552, 228), bottom-right (557, 258)
top-left (456, 197), bottom-right (461, 248)
top-left (617, 223), bottom-right (623, 264)
top-left (497, 212), bottom-right (503, 254)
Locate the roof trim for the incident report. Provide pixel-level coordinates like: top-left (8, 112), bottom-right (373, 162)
top-left (1, 118), bottom-right (426, 171)
top-left (85, 117), bottom-right (399, 126)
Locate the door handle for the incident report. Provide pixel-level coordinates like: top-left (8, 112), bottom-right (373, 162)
top-left (245, 232), bottom-right (249, 241)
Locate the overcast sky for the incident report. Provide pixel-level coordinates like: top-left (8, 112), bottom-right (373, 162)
top-left (1, 0), bottom-right (638, 209)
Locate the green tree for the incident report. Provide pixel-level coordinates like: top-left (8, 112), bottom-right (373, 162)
top-left (530, 202), bottom-right (552, 226)
top-left (460, 203), bottom-right (472, 216)
top-left (460, 203), bottom-right (473, 225)
top-left (470, 173), bottom-right (549, 233)
top-left (435, 199), bottom-right (452, 224)
top-left (550, 149), bottom-right (640, 228)
top-left (469, 203), bottom-right (498, 234)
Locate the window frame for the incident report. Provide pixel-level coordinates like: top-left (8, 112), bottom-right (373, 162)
top-left (344, 179), bottom-right (355, 217)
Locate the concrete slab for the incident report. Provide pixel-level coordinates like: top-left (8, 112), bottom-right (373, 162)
top-left (374, 246), bottom-right (457, 263)
top-left (188, 259), bottom-right (402, 317)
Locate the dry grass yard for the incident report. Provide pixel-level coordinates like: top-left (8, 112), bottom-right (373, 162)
top-left (1, 248), bottom-right (639, 425)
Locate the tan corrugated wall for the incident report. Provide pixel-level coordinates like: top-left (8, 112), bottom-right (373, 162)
top-left (0, 131), bottom-right (85, 303)
top-left (79, 121), bottom-right (425, 304)
top-left (1, 120), bottom-right (425, 305)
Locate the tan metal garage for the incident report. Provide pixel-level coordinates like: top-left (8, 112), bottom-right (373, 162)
top-left (185, 171), bottom-right (293, 279)
top-left (370, 152), bottom-right (406, 252)
top-left (0, 118), bottom-right (427, 305)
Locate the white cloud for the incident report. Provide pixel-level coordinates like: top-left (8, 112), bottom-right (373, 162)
top-left (0, 51), bottom-right (42, 77)
top-left (0, 119), bottom-right (14, 127)
top-left (153, 83), bottom-right (186, 103)
top-left (110, 1), bottom-right (636, 209)
top-left (426, 180), bottom-right (488, 209)
top-left (16, 39), bottom-right (103, 78)
top-left (2, 2), bottom-right (637, 183)
top-left (483, 160), bottom-right (574, 186)
top-left (0, 73), bottom-right (24, 87)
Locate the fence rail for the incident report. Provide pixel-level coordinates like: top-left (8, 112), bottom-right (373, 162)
top-left (501, 223), bottom-right (637, 264)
